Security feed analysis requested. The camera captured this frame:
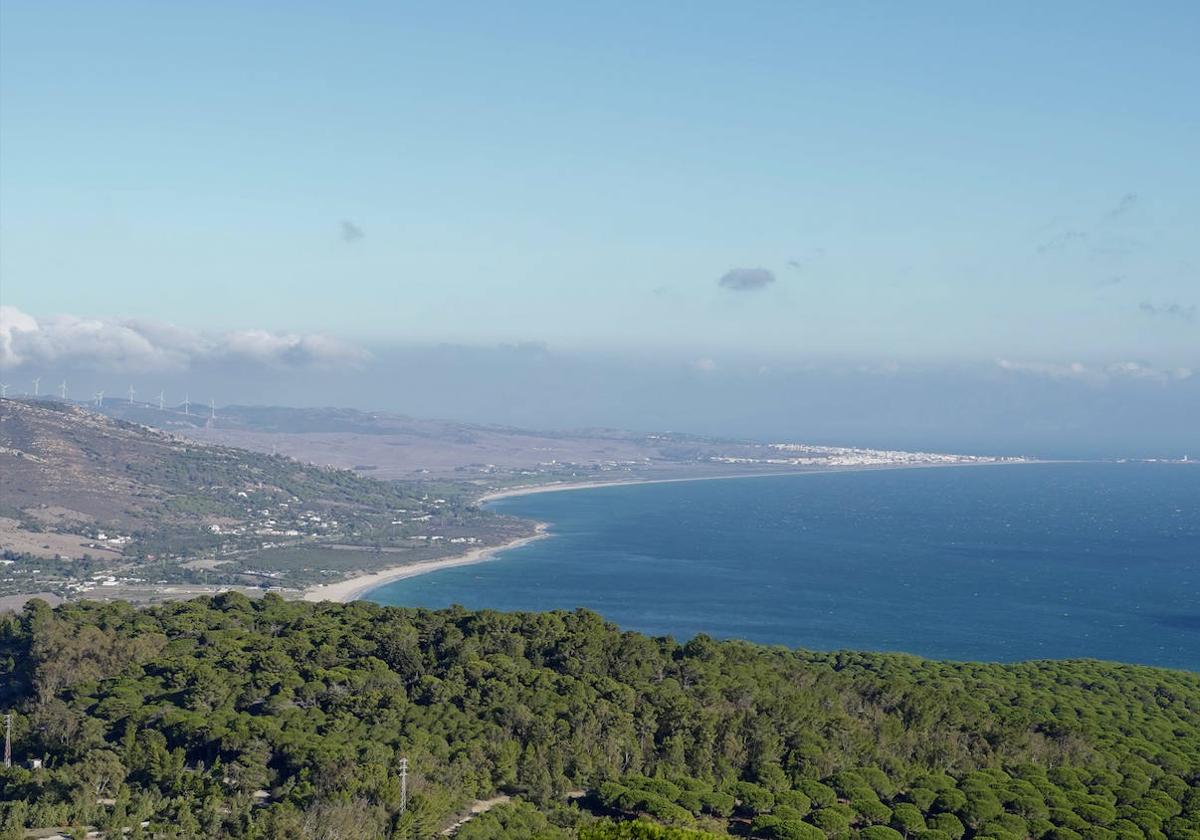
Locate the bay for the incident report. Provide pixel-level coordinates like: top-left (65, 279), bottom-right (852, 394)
top-left (369, 463), bottom-right (1200, 670)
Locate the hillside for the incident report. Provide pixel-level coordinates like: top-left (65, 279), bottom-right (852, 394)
top-left (0, 597), bottom-right (1196, 839)
top-left (102, 401), bottom-right (684, 482)
top-left (0, 399), bottom-right (529, 603)
top-left (92, 401), bottom-right (1024, 483)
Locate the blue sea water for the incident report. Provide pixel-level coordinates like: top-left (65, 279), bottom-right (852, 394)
top-left (369, 463), bottom-right (1200, 670)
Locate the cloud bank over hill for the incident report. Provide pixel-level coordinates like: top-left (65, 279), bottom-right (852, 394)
top-left (0, 306), bottom-right (370, 372)
top-left (2, 306), bottom-right (1196, 459)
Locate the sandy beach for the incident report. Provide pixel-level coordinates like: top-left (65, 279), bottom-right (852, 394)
top-left (474, 470), bottom-right (830, 504)
top-left (476, 460), bottom-right (1043, 505)
top-left (302, 476), bottom-right (740, 604)
top-left (306, 461), bottom-right (1037, 604)
top-left (302, 523), bottom-right (550, 603)
top-left (306, 475), bottom-right (798, 602)
top-left (474, 465), bottom-right (945, 504)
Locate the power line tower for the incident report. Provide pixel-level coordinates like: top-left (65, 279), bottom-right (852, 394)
top-left (399, 756), bottom-right (408, 812)
top-left (4, 713), bottom-right (11, 768)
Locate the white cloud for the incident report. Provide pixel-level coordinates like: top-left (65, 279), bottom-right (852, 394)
top-left (996, 359), bottom-right (1094, 380)
top-left (996, 358), bottom-right (1191, 385)
top-left (0, 306), bottom-right (40, 366)
top-left (0, 306), bottom-right (369, 372)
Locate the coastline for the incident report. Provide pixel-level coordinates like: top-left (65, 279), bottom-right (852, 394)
top-left (302, 523), bottom-right (550, 604)
top-left (475, 460), bottom-right (1042, 505)
top-left (307, 460), bottom-right (1047, 605)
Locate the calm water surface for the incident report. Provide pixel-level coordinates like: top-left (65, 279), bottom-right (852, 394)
top-left (369, 463), bottom-right (1200, 670)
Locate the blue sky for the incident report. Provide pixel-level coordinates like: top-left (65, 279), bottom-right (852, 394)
top-left (1, 3), bottom-right (1198, 455)
top-left (2, 1), bottom-right (1197, 364)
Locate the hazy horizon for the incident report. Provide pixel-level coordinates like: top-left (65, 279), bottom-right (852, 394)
top-left (2, 330), bottom-right (1196, 460)
top-left (2, 3), bottom-right (1198, 458)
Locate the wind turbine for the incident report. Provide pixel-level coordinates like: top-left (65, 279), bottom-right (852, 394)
top-left (158, 390), bottom-right (165, 410)
top-left (183, 393), bottom-right (190, 415)
top-left (59, 380), bottom-right (68, 400)
top-left (128, 385), bottom-right (136, 405)
top-left (209, 398), bottom-right (216, 420)
top-left (0, 384), bottom-right (8, 397)
top-left (95, 390), bottom-right (105, 408)
top-left (32, 377), bottom-right (40, 397)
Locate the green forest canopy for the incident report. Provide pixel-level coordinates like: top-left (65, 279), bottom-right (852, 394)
top-left (0, 595), bottom-right (1197, 839)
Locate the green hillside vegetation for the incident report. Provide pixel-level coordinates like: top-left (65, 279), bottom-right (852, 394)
top-left (0, 596), bottom-right (1197, 839)
top-left (0, 399), bottom-right (528, 597)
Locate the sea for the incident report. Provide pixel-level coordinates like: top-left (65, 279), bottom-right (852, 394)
top-left (368, 463), bottom-right (1200, 671)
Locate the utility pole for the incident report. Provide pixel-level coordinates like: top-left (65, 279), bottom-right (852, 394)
top-left (399, 756), bottom-right (408, 812)
top-left (4, 713), bottom-right (11, 768)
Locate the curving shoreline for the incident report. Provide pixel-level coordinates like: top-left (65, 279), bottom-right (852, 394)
top-left (474, 460), bottom-right (1038, 505)
top-left (303, 477), bottom-right (697, 604)
top-left (302, 523), bottom-right (550, 603)
top-left (474, 471), bottom-right (829, 505)
top-left (307, 461), bottom-right (1042, 604)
